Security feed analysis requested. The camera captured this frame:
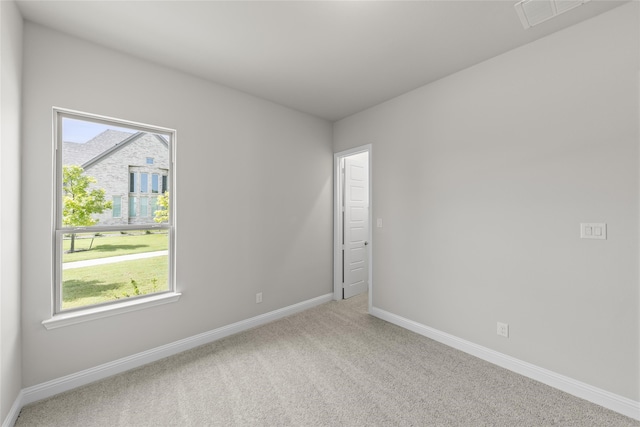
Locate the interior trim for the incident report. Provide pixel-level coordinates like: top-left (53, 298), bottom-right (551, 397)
top-left (4, 293), bottom-right (333, 427)
top-left (370, 306), bottom-right (640, 421)
top-left (42, 292), bottom-right (182, 330)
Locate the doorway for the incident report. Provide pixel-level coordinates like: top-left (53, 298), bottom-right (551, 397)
top-left (333, 145), bottom-right (372, 304)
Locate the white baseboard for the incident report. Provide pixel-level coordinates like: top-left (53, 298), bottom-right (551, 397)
top-left (370, 306), bottom-right (640, 421)
top-left (3, 293), bottom-right (333, 427)
top-left (2, 391), bottom-right (24, 427)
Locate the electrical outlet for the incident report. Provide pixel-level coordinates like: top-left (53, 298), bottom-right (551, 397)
top-left (256, 292), bottom-right (262, 304)
top-left (580, 223), bottom-right (606, 240)
top-left (497, 322), bottom-right (509, 338)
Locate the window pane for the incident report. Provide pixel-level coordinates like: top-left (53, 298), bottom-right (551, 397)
top-left (140, 173), bottom-right (148, 193)
top-left (151, 174), bottom-right (159, 193)
top-left (162, 175), bottom-right (168, 194)
top-left (140, 197), bottom-right (148, 217)
top-left (129, 197), bottom-right (137, 217)
top-left (60, 117), bottom-right (170, 227)
top-left (150, 197), bottom-right (158, 217)
top-left (112, 196), bottom-right (121, 218)
top-left (61, 231), bottom-right (169, 310)
top-left (129, 172), bottom-right (137, 193)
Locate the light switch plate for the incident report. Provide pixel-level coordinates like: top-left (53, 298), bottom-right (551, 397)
top-left (580, 223), bottom-right (606, 240)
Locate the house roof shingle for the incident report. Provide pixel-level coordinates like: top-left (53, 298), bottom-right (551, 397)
top-left (62, 129), bottom-right (134, 166)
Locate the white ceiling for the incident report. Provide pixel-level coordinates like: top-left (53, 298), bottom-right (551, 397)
top-left (16, 0), bottom-right (626, 122)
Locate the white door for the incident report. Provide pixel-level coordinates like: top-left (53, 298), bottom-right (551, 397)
top-left (343, 153), bottom-right (369, 299)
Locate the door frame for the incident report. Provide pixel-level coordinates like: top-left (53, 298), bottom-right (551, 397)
top-left (333, 144), bottom-right (372, 309)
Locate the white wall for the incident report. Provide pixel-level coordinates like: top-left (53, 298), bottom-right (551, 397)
top-left (334, 3), bottom-right (639, 401)
top-left (0, 0), bottom-right (23, 421)
top-left (21, 23), bottom-right (333, 386)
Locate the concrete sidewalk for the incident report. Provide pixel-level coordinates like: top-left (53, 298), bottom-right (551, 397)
top-left (63, 250), bottom-right (168, 270)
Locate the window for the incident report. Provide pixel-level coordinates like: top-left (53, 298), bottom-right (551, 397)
top-left (151, 174), bottom-right (159, 194)
top-left (112, 196), bottom-right (122, 218)
top-left (140, 197), bottom-right (148, 217)
top-left (129, 172), bottom-right (137, 193)
top-left (53, 108), bottom-right (175, 316)
top-left (162, 175), bottom-right (168, 194)
top-left (140, 173), bottom-right (148, 193)
top-left (150, 197), bottom-right (158, 217)
top-left (129, 196), bottom-right (137, 217)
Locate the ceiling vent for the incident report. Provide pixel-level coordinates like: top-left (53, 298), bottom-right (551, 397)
top-left (514, 0), bottom-right (591, 29)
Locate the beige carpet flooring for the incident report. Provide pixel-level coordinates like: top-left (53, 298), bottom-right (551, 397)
top-left (16, 293), bottom-right (640, 426)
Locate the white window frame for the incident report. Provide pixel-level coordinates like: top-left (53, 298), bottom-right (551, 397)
top-left (45, 108), bottom-right (179, 329)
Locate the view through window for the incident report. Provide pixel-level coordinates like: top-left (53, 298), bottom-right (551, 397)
top-left (54, 109), bottom-right (174, 313)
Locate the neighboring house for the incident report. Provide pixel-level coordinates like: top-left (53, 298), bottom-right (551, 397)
top-left (62, 129), bottom-right (169, 226)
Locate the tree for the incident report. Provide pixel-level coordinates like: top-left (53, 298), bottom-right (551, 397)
top-left (154, 192), bottom-right (169, 223)
top-left (63, 165), bottom-right (112, 252)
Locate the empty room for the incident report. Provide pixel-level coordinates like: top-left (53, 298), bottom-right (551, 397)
top-left (1, 0), bottom-right (639, 425)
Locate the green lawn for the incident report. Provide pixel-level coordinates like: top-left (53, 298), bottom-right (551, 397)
top-left (62, 256), bottom-right (169, 310)
top-left (63, 231), bottom-right (169, 263)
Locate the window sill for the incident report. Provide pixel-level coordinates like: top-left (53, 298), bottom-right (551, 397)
top-left (42, 292), bottom-right (182, 330)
